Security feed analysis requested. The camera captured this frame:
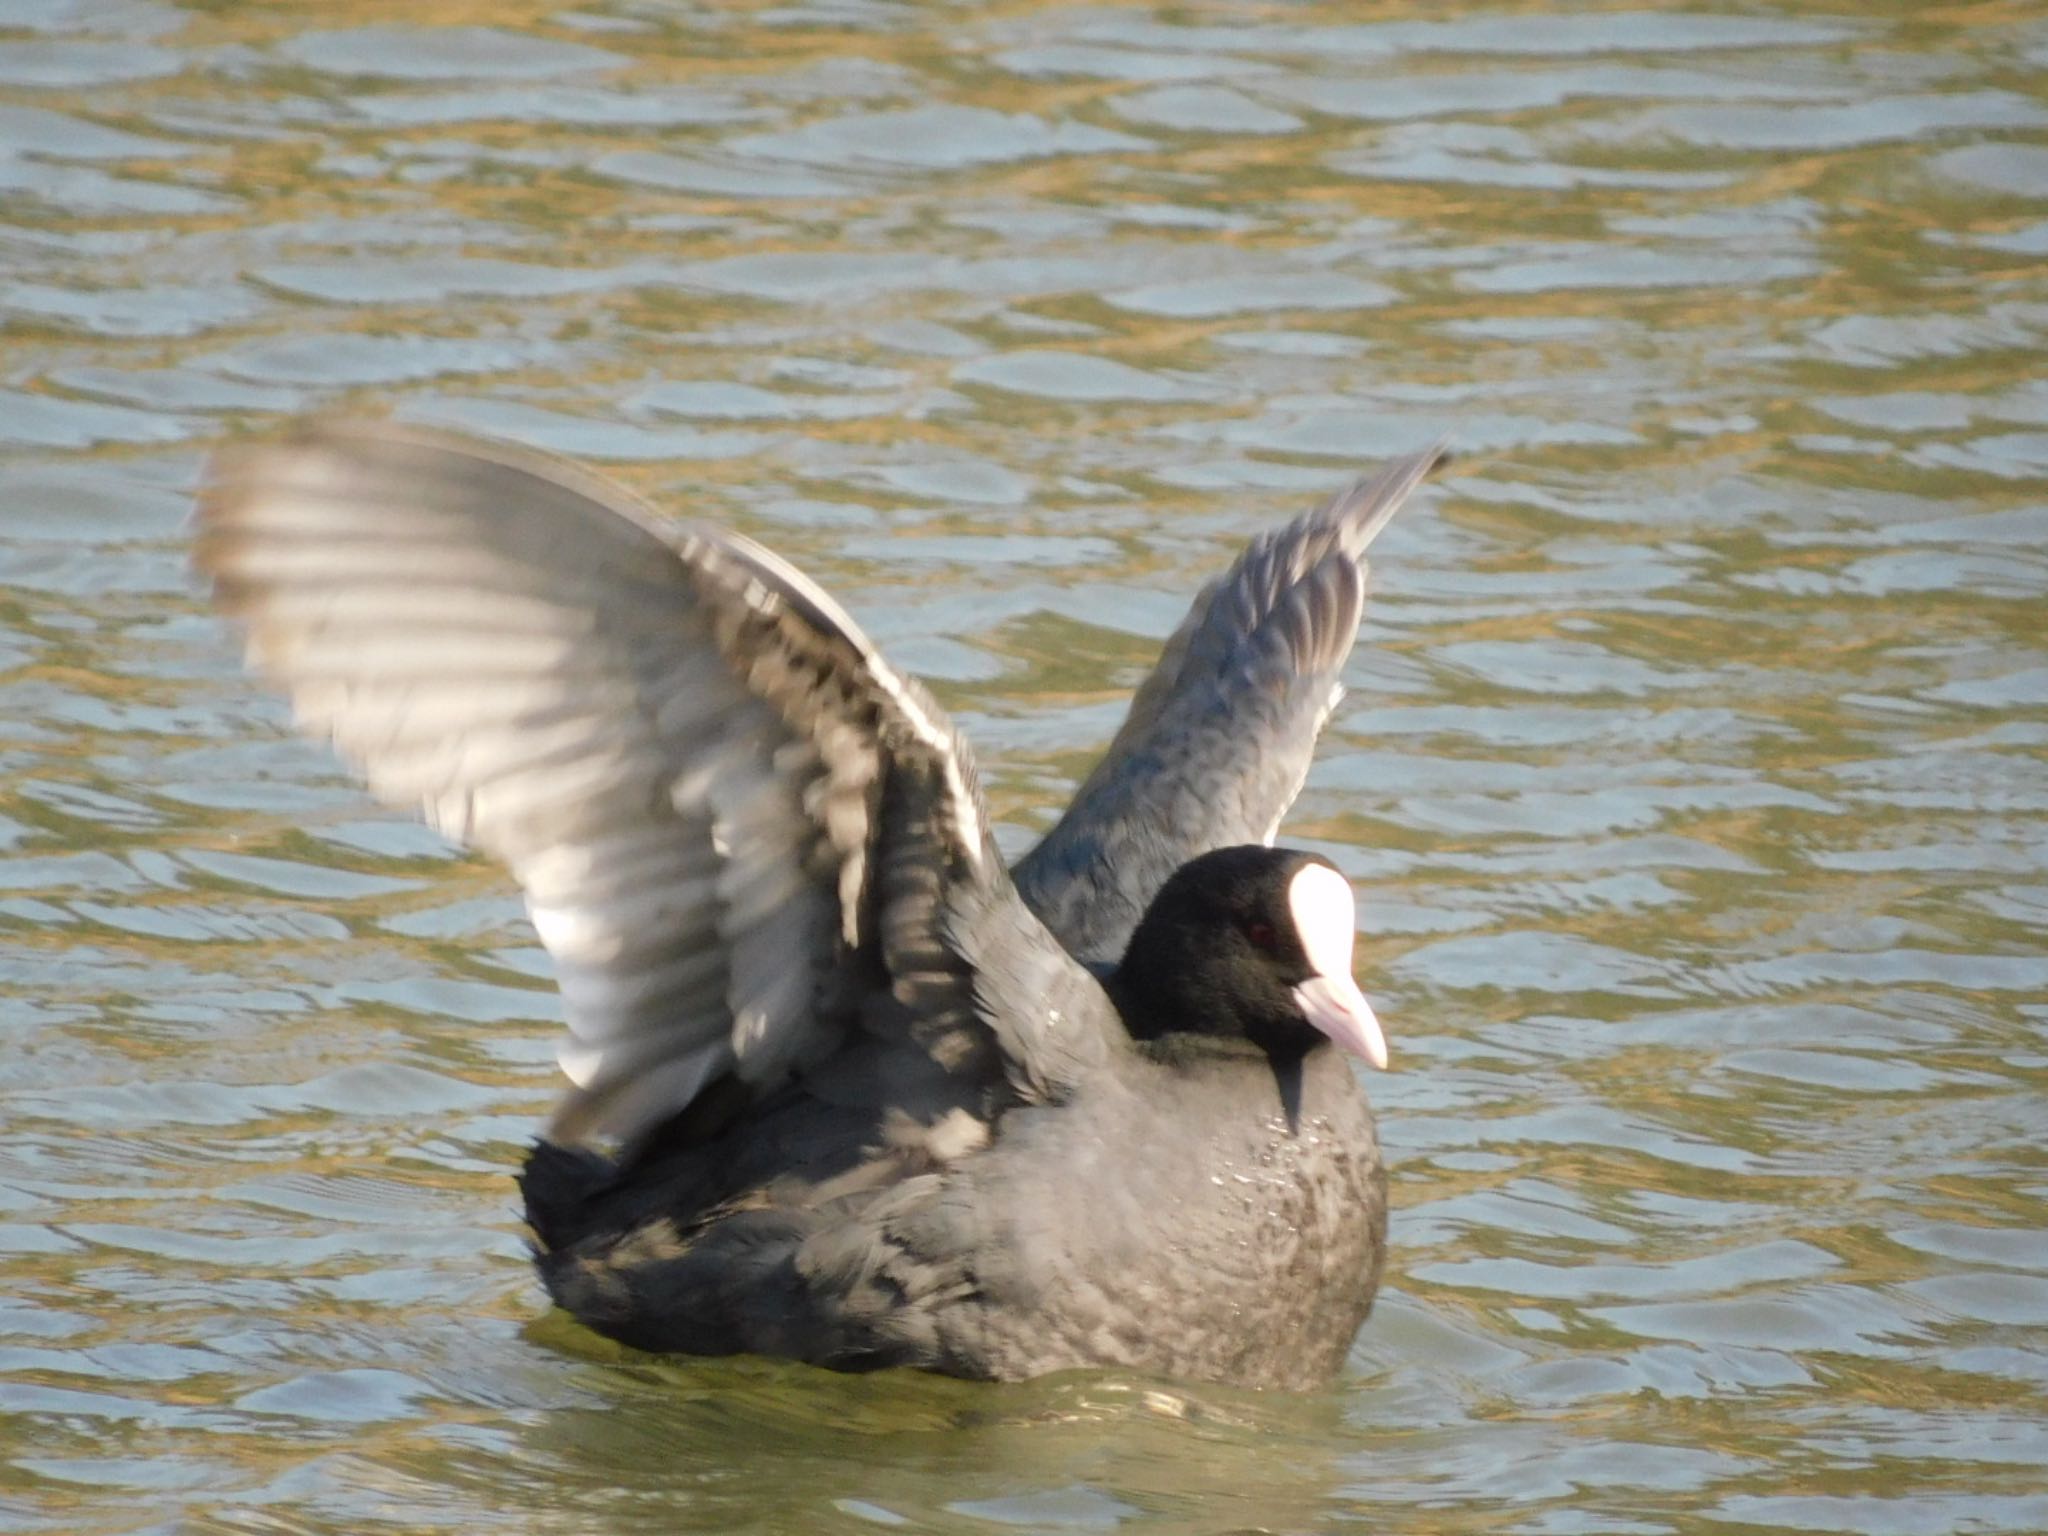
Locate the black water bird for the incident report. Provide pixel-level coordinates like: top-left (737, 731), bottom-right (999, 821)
top-left (195, 422), bottom-right (1443, 1389)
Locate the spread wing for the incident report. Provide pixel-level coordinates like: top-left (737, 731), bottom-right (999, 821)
top-left (1013, 445), bottom-right (1447, 966)
top-left (196, 421), bottom-right (1107, 1150)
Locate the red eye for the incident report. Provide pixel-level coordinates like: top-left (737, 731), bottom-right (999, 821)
top-left (1245, 919), bottom-right (1277, 951)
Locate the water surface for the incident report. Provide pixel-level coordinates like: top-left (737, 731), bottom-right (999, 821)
top-left (2, 3), bottom-right (2046, 1533)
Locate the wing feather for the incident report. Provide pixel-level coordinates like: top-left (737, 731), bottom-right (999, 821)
top-left (1014, 445), bottom-right (1447, 964)
top-left (197, 419), bottom-right (1106, 1150)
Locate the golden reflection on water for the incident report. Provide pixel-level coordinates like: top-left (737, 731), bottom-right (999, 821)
top-left (2, 0), bottom-right (2046, 1532)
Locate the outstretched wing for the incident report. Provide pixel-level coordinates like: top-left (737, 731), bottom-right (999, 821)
top-left (196, 421), bottom-right (1106, 1149)
top-left (1013, 446), bottom-right (1447, 966)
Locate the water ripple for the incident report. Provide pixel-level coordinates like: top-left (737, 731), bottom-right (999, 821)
top-left (2, 3), bottom-right (2044, 1533)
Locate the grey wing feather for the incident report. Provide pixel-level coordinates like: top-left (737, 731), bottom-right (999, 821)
top-left (197, 420), bottom-right (1107, 1150)
top-left (1013, 444), bottom-right (1447, 965)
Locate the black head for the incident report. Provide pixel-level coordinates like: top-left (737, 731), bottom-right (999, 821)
top-left (1109, 845), bottom-right (1386, 1067)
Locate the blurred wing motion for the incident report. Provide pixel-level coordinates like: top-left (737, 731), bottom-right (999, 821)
top-left (197, 421), bottom-right (1104, 1149)
top-left (1014, 445), bottom-right (1447, 965)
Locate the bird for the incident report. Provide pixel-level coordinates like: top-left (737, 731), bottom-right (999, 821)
top-left (194, 421), bottom-right (1445, 1390)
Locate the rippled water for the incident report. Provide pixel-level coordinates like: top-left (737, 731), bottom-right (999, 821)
top-left (4, 3), bottom-right (2046, 1532)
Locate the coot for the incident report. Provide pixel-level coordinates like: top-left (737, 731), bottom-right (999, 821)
top-left (196, 423), bottom-right (1443, 1389)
